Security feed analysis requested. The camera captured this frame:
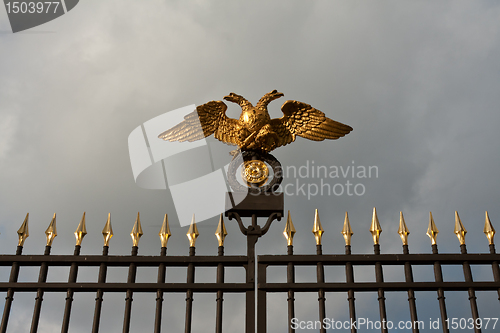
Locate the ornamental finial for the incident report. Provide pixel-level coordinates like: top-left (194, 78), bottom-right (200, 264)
top-left (342, 212), bottom-right (353, 246)
top-left (159, 214), bottom-right (171, 248)
top-left (102, 213), bottom-right (113, 246)
top-left (186, 214), bottom-right (199, 247)
top-left (484, 211), bottom-right (495, 245)
top-left (215, 214), bottom-right (228, 247)
top-left (17, 213), bottom-right (29, 246)
top-left (312, 209), bottom-right (324, 245)
top-left (454, 211), bottom-right (467, 245)
top-left (283, 211), bottom-right (296, 246)
top-left (369, 207), bottom-right (382, 245)
top-left (426, 212), bottom-right (439, 245)
top-left (74, 212), bottom-right (87, 246)
top-left (130, 212), bottom-right (143, 247)
top-left (45, 213), bottom-right (57, 246)
top-left (398, 211), bottom-right (410, 246)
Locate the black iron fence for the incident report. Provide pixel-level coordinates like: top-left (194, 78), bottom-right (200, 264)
top-left (0, 207), bottom-right (499, 333)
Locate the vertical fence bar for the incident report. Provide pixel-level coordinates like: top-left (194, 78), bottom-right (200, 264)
top-left (122, 246), bottom-right (138, 333)
top-left (215, 246), bottom-right (224, 333)
top-left (459, 244), bottom-right (481, 333)
top-left (345, 245), bottom-right (357, 333)
top-left (287, 245), bottom-right (295, 333)
top-left (402, 245), bottom-right (419, 333)
top-left (399, 213), bottom-right (419, 333)
top-left (312, 211), bottom-right (325, 333)
top-left (0, 245), bottom-right (23, 333)
top-left (370, 208), bottom-right (387, 333)
top-left (215, 215), bottom-right (227, 333)
top-left (155, 214), bottom-right (171, 333)
top-left (154, 247), bottom-right (167, 333)
top-left (282, 211), bottom-right (296, 333)
top-left (316, 245), bottom-right (326, 333)
top-left (61, 245), bottom-right (81, 333)
top-left (184, 215), bottom-right (198, 333)
top-left (489, 244), bottom-right (500, 301)
top-left (246, 214), bottom-right (258, 333)
top-left (432, 244), bottom-right (449, 333)
top-left (30, 245), bottom-right (51, 333)
top-left (257, 261), bottom-right (267, 333)
top-left (484, 213), bottom-right (500, 302)
top-left (343, 213), bottom-right (356, 333)
top-left (92, 246), bottom-right (109, 333)
top-left (184, 247), bottom-right (195, 333)
top-left (373, 244), bottom-right (388, 333)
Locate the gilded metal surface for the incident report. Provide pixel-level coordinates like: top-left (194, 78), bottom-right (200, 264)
top-left (398, 211), bottom-right (410, 246)
top-left (130, 212), bottom-right (143, 247)
top-left (45, 213), bottom-right (57, 246)
top-left (159, 90), bottom-right (352, 153)
top-left (159, 214), bottom-right (171, 248)
top-left (369, 207), bottom-right (382, 245)
top-left (186, 215), bottom-right (199, 247)
top-left (102, 213), bottom-right (113, 246)
top-left (454, 211), bottom-right (467, 245)
top-left (342, 212), bottom-right (353, 246)
top-left (74, 212), bottom-right (87, 246)
top-left (484, 211), bottom-right (495, 245)
top-left (17, 213), bottom-right (29, 246)
top-left (228, 150), bottom-right (283, 194)
top-left (283, 211), bottom-right (296, 246)
top-left (426, 212), bottom-right (439, 245)
top-left (312, 209), bottom-right (324, 245)
top-left (241, 160), bottom-right (269, 186)
top-left (215, 214), bottom-right (228, 247)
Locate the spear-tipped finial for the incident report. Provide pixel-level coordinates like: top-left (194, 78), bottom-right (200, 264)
top-left (186, 214), bottom-right (199, 247)
top-left (74, 212), bottom-right (87, 246)
top-left (370, 207), bottom-right (382, 245)
top-left (17, 213), bottom-right (30, 246)
top-left (159, 214), bottom-right (171, 248)
top-left (283, 211), bottom-right (296, 246)
top-left (215, 214), bottom-right (228, 247)
top-left (454, 211), bottom-right (467, 245)
top-left (45, 213), bottom-right (57, 246)
top-left (130, 212), bottom-right (144, 247)
top-left (484, 211), bottom-right (495, 245)
top-left (342, 212), bottom-right (353, 246)
top-left (312, 209), bottom-right (325, 245)
top-left (427, 212), bottom-right (439, 245)
top-left (398, 211), bottom-right (410, 246)
top-left (102, 213), bottom-right (113, 246)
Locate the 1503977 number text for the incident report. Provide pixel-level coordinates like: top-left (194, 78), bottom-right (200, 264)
top-left (5, 2), bottom-right (60, 14)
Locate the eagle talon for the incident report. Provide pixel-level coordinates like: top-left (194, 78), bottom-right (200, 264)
top-left (229, 149), bottom-right (241, 159)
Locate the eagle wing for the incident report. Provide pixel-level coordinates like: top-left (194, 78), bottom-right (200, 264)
top-left (270, 100), bottom-right (352, 148)
top-left (158, 100), bottom-right (240, 145)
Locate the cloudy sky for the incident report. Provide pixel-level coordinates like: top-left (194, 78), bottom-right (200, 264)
top-left (1, 1), bottom-right (500, 332)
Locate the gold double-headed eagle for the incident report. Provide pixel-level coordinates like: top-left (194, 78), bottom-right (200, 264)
top-left (158, 90), bottom-right (352, 153)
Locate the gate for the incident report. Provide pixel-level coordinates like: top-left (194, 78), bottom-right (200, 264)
top-left (0, 204), bottom-right (499, 333)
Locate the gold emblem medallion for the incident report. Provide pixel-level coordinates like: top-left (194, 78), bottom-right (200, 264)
top-left (241, 160), bottom-right (269, 187)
